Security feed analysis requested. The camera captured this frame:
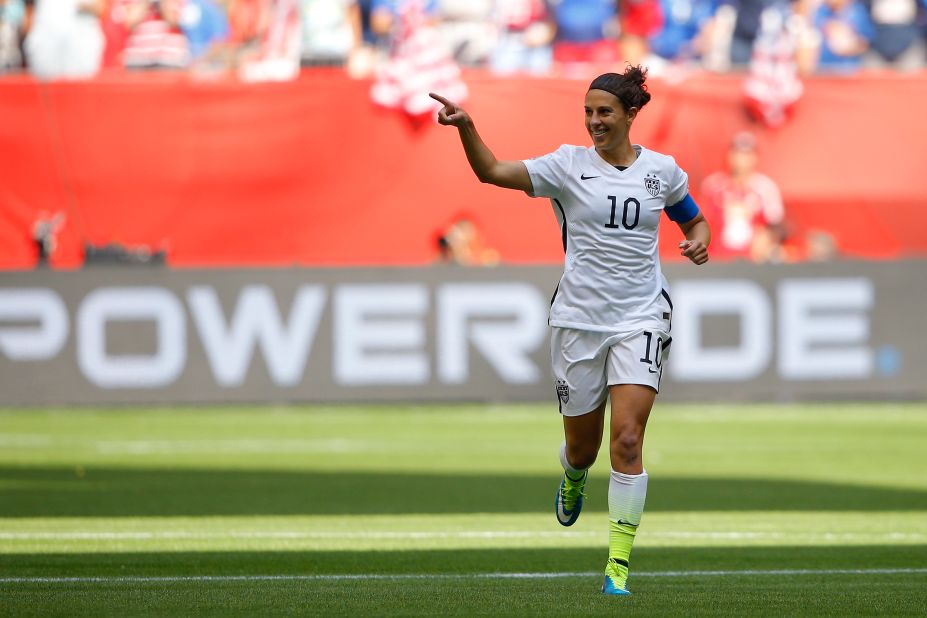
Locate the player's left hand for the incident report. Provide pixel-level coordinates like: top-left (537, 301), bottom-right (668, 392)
top-left (679, 240), bottom-right (709, 265)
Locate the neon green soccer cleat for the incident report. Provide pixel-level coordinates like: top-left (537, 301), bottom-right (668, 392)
top-left (554, 470), bottom-right (587, 526)
top-left (602, 557), bottom-right (631, 595)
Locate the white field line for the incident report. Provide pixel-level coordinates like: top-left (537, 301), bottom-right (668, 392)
top-left (1, 530), bottom-right (924, 542)
top-left (2, 568), bottom-right (927, 585)
top-left (9, 531), bottom-right (586, 541)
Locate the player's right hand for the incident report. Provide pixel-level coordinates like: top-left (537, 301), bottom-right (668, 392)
top-left (429, 93), bottom-right (470, 128)
top-left (679, 239), bottom-right (709, 265)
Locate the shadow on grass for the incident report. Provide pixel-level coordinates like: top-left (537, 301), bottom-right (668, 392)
top-left (4, 545), bottom-right (927, 577)
top-left (3, 467), bottom-right (927, 517)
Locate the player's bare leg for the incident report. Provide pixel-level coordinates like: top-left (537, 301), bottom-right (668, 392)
top-left (603, 384), bottom-right (656, 595)
top-left (563, 401), bottom-right (606, 469)
top-left (555, 401), bottom-right (606, 526)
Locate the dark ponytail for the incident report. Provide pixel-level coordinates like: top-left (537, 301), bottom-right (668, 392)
top-left (588, 66), bottom-right (652, 112)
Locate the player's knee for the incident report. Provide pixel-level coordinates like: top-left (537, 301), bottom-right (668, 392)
top-left (610, 428), bottom-right (643, 464)
top-left (566, 442), bottom-right (598, 470)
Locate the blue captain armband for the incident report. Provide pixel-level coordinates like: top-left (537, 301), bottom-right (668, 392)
top-left (664, 194), bottom-right (700, 223)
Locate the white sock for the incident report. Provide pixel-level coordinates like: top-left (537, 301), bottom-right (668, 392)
top-left (559, 442), bottom-right (588, 479)
top-left (608, 469), bottom-right (648, 525)
top-left (607, 469), bottom-right (648, 587)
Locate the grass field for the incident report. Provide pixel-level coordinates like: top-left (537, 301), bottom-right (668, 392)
top-left (1, 403), bottom-right (926, 616)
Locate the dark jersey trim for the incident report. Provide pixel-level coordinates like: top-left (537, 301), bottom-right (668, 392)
top-left (661, 288), bottom-right (674, 310)
top-left (553, 198), bottom-right (567, 252)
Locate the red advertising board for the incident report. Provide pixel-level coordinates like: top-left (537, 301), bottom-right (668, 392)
top-left (1, 70), bottom-right (925, 269)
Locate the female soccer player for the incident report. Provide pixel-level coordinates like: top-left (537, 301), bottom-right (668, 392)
top-left (430, 65), bottom-right (710, 595)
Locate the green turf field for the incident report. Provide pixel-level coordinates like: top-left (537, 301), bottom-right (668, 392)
top-left (1, 403), bottom-right (926, 616)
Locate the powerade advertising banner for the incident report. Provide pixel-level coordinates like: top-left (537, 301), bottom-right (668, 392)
top-left (0, 262), bottom-right (924, 405)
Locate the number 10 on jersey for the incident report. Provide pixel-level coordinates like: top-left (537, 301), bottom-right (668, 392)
top-left (605, 196), bottom-right (641, 230)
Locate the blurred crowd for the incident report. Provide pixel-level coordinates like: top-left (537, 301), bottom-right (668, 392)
top-left (1, 0), bottom-right (925, 80)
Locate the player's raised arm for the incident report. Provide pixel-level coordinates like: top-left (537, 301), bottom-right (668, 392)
top-left (429, 93), bottom-right (533, 193)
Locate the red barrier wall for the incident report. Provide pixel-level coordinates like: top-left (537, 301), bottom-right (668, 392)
top-left (1, 69), bottom-right (925, 269)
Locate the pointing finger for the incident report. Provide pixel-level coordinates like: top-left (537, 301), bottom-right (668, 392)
top-left (429, 92), bottom-right (454, 108)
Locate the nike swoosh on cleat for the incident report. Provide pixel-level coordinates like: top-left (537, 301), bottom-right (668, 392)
top-left (557, 491), bottom-right (572, 520)
top-left (580, 174), bottom-right (600, 180)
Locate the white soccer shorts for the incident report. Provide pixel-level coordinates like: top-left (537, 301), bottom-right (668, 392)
top-left (551, 326), bottom-right (672, 416)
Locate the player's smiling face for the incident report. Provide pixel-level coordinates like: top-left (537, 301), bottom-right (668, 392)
top-left (584, 89), bottom-right (636, 152)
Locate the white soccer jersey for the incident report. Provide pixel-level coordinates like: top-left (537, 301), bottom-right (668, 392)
top-left (524, 144), bottom-right (688, 333)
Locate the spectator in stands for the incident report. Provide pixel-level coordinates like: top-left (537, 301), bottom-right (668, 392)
top-left (180, 0), bottom-right (229, 62)
top-left (100, 0), bottom-right (133, 69)
top-left (32, 211), bottom-right (65, 267)
top-left (699, 131), bottom-right (786, 262)
top-left (354, 0), bottom-right (387, 51)
top-left (550, 0), bottom-right (620, 74)
top-left (648, 0), bottom-right (718, 65)
top-left (343, 0), bottom-right (389, 76)
top-left (721, 0), bottom-right (780, 67)
top-left (805, 229), bottom-right (837, 261)
top-left (370, 0), bottom-right (467, 117)
top-left (365, 0), bottom-right (442, 79)
top-left (235, 0), bottom-right (301, 81)
top-left (436, 0), bottom-right (496, 67)
top-left (370, 0), bottom-right (438, 43)
top-left (810, 0), bottom-right (874, 71)
top-left (0, 0), bottom-right (28, 72)
top-left (437, 216), bottom-right (500, 266)
top-left (742, 1), bottom-right (805, 127)
top-left (227, 0), bottom-right (270, 58)
top-left (24, 0), bottom-right (104, 79)
top-left (619, 0), bottom-right (664, 66)
top-left (866, 0), bottom-right (920, 68)
top-left (341, 0), bottom-right (381, 76)
top-left (489, 0), bottom-right (555, 75)
top-left (122, 0), bottom-right (192, 69)
top-left (340, 0), bottom-right (390, 67)
top-left (299, 0), bottom-right (361, 67)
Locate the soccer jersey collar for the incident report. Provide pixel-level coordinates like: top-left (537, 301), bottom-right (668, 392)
top-left (590, 144), bottom-right (645, 175)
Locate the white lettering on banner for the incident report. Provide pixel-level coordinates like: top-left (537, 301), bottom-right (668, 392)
top-left (437, 283), bottom-right (548, 384)
top-left (187, 285), bottom-right (326, 387)
top-left (671, 280), bottom-right (772, 381)
top-left (76, 287), bottom-right (186, 388)
top-left (1, 276), bottom-right (879, 392)
top-left (778, 279), bottom-right (874, 380)
top-left (0, 289), bottom-right (68, 360)
top-left (333, 285), bottom-right (429, 386)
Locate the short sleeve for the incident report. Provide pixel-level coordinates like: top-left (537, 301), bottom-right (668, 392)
top-left (523, 145), bottom-right (573, 199)
top-left (665, 160), bottom-right (689, 207)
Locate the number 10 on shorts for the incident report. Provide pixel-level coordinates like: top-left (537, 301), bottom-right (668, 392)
top-left (639, 331), bottom-right (667, 371)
